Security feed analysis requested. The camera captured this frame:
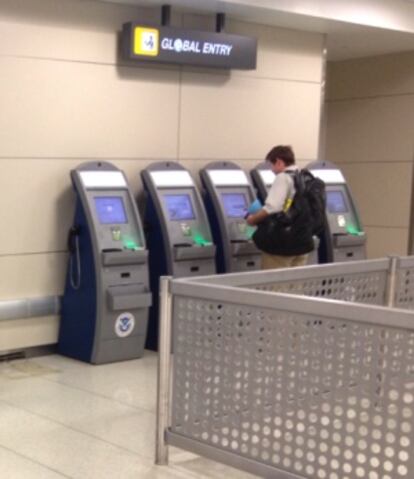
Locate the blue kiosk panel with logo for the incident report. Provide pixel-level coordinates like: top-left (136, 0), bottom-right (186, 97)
top-left (200, 161), bottom-right (261, 273)
top-left (141, 162), bottom-right (216, 350)
top-left (59, 162), bottom-right (151, 364)
top-left (307, 160), bottom-right (366, 263)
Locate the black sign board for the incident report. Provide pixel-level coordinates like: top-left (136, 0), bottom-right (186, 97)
top-left (122, 23), bottom-right (257, 70)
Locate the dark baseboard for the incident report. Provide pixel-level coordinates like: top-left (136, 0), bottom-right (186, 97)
top-left (0, 344), bottom-right (57, 362)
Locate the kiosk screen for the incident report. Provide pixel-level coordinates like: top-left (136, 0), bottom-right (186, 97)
top-left (163, 194), bottom-right (195, 221)
top-left (327, 191), bottom-right (348, 214)
top-left (94, 197), bottom-right (127, 224)
top-left (221, 193), bottom-right (248, 218)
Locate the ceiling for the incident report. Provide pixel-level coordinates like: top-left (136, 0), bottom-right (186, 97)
top-left (102, 0), bottom-right (414, 61)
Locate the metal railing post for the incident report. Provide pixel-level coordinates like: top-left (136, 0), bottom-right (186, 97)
top-left (375, 256), bottom-right (399, 409)
top-left (385, 256), bottom-right (399, 308)
top-left (156, 276), bottom-right (173, 465)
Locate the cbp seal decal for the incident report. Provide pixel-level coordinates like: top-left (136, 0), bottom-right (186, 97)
top-left (115, 312), bottom-right (135, 338)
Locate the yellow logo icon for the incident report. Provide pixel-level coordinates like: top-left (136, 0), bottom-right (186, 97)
top-left (134, 27), bottom-right (159, 56)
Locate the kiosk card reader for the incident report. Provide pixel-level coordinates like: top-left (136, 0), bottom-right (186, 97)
top-left (307, 160), bottom-right (366, 263)
top-left (250, 161), bottom-right (275, 204)
top-left (141, 162), bottom-right (216, 350)
top-left (200, 161), bottom-right (261, 273)
top-left (59, 162), bottom-right (151, 364)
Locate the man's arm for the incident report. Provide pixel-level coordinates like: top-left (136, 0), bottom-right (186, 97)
top-left (246, 208), bottom-right (269, 226)
top-left (246, 173), bottom-right (290, 226)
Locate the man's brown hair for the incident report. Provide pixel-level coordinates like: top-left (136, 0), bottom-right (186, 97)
top-left (266, 145), bottom-right (295, 166)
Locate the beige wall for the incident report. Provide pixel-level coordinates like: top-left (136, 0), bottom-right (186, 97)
top-left (326, 51), bottom-right (414, 259)
top-left (0, 0), bottom-right (323, 350)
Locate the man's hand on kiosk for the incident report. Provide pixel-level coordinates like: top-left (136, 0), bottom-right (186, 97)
top-left (246, 209), bottom-right (268, 226)
top-left (245, 199), bottom-right (267, 226)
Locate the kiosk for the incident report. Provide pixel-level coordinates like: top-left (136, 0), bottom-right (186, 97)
top-left (250, 161), bottom-right (275, 203)
top-left (141, 162), bottom-right (216, 350)
top-left (307, 160), bottom-right (366, 263)
top-left (200, 161), bottom-right (261, 273)
top-left (59, 162), bottom-right (151, 364)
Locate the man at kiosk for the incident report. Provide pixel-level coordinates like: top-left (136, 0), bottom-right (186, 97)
top-left (246, 145), bottom-right (314, 269)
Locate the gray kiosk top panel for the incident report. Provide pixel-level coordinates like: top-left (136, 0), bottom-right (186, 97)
top-left (311, 168), bottom-right (346, 184)
top-left (259, 169), bottom-right (275, 188)
top-left (80, 170), bottom-right (128, 189)
top-left (149, 170), bottom-right (194, 188)
top-left (207, 169), bottom-right (249, 186)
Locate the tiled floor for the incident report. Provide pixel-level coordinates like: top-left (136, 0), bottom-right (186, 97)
top-left (0, 352), bottom-right (255, 479)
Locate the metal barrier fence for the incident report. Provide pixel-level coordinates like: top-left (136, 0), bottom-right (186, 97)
top-left (157, 256), bottom-right (414, 479)
top-left (395, 256), bottom-right (414, 310)
top-left (190, 258), bottom-right (391, 305)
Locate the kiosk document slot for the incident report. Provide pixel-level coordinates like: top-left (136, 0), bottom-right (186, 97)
top-left (59, 162), bottom-right (151, 364)
top-left (200, 161), bottom-right (261, 273)
top-left (141, 162), bottom-right (216, 350)
top-left (307, 160), bottom-right (366, 263)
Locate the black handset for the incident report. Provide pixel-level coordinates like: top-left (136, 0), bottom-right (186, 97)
top-left (68, 226), bottom-right (80, 253)
top-left (68, 226), bottom-right (81, 290)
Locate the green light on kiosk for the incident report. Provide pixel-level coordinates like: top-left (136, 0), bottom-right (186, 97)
top-left (124, 239), bottom-right (141, 250)
top-left (246, 225), bottom-right (256, 239)
top-left (346, 225), bottom-right (361, 236)
top-left (193, 233), bottom-right (212, 246)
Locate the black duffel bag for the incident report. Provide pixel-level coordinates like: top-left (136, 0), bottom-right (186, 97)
top-left (252, 194), bottom-right (314, 256)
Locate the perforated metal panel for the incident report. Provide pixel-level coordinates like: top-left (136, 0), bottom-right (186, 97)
top-left (171, 295), bottom-right (414, 479)
top-left (251, 271), bottom-right (387, 305)
top-left (395, 265), bottom-right (414, 309)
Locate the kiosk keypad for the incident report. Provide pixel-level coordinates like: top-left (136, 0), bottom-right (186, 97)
top-left (111, 227), bottom-right (122, 241)
top-left (180, 223), bottom-right (192, 237)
